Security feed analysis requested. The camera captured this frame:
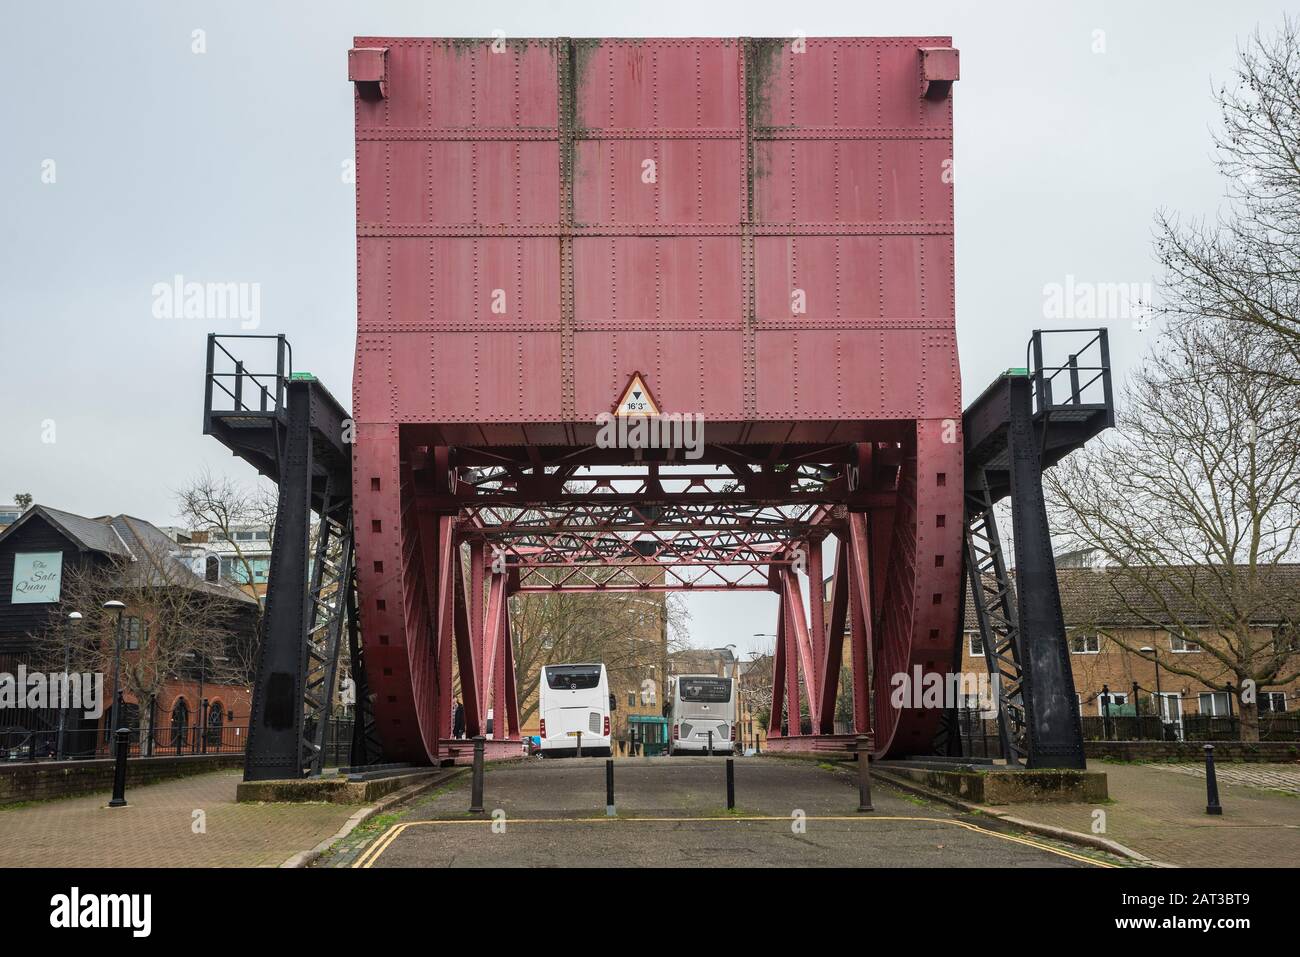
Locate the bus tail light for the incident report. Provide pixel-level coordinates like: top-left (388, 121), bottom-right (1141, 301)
top-left (603, 716), bottom-right (610, 737)
top-left (672, 723), bottom-right (679, 740)
top-left (539, 718), bottom-right (546, 738)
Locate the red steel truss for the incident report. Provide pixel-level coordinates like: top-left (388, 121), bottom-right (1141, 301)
top-left (371, 435), bottom-right (955, 762)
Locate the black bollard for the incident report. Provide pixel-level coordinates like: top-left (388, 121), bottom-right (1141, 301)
top-left (1204, 744), bottom-right (1223, 815)
top-left (856, 734), bottom-right (874, 813)
top-left (707, 730), bottom-right (714, 756)
top-left (108, 728), bottom-right (129, 808)
top-left (469, 735), bottom-right (486, 813)
top-left (726, 758), bottom-right (735, 810)
top-left (605, 759), bottom-right (615, 817)
top-left (576, 731), bottom-right (582, 758)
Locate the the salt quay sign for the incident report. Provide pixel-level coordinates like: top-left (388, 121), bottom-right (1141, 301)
top-left (10, 552), bottom-right (62, 604)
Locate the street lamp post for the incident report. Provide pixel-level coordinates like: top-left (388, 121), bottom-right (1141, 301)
top-left (183, 652), bottom-right (228, 753)
top-left (103, 600), bottom-right (126, 745)
top-left (56, 611), bottom-right (82, 761)
top-left (195, 654), bottom-right (205, 754)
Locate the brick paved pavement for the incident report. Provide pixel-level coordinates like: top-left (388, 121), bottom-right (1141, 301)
top-left (1008, 762), bottom-right (1300, 867)
top-left (0, 770), bottom-right (361, 867)
top-left (1151, 761), bottom-right (1300, 795)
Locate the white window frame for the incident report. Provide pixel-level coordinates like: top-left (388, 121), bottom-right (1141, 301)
top-left (1198, 692), bottom-right (1230, 716)
top-left (1151, 691), bottom-right (1184, 736)
top-left (1258, 691), bottom-right (1287, 713)
top-left (1096, 691), bottom-right (1127, 715)
top-left (1069, 633), bottom-right (1100, 654)
top-left (1170, 631), bottom-right (1202, 653)
top-left (967, 631), bottom-right (984, 657)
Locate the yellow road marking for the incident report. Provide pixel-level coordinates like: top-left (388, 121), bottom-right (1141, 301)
top-left (351, 815), bottom-right (1115, 869)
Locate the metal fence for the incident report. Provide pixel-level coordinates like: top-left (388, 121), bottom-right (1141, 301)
top-left (953, 709), bottom-right (1005, 759)
top-left (1081, 713), bottom-right (1300, 743)
top-left (0, 719), bottom-right (357, 764)
top-left (951, 707), bottom-right (1300, 757)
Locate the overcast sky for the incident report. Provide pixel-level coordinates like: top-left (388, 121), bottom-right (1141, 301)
top-left (2, 0), bottom-right (1290, 657)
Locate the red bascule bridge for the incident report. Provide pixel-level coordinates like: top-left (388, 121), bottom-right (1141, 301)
top-left (203, 37), bottom-right (1114, 781)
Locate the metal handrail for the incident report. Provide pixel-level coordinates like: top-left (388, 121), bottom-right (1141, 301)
top-left (204, 334), bottom-right (293, 426)
top-left (1026, 328), bottom-right (1113, 414)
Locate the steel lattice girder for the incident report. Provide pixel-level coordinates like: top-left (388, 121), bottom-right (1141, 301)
top-left (359, 429), bottom-right (961, 761)
top-left (452, 498), bottom-right (843, 591)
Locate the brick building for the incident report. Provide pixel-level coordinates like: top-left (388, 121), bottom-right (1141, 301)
top-left (957, 565), bottom-right (1300, 733)
top-left (818, 563), bottom-right (1300, 738)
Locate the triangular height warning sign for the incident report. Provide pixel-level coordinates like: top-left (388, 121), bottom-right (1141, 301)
top-left (613, 372), bottom-right (660, 417)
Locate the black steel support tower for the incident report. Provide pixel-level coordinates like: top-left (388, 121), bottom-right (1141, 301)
top-left (203, 335), bottom-right (381, 780)
top-left (960, 329), bottom-right (1115, 769)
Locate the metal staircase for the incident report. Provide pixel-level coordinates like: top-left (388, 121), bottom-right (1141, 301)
top-left (302, 479), bottom-right (355, 775)
top-left (963, 475), bottom-right (1028, 765)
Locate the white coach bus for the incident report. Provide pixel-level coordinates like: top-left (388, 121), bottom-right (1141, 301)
top-left (538, 663), bottom-right (612, 757)
top-left (668, 674), bottom-right (737, 755)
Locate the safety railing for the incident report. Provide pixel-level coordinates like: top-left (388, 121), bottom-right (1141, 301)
top-left (203, 333), bottom-right (292, 426)
top-left (1026, 328), bottom-right (1114, 416)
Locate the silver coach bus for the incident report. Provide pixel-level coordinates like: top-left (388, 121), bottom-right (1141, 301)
top-left (667, 674), bottom-right (737, 755)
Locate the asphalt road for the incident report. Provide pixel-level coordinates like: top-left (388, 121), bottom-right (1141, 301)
top-left (337, 756), bottom-right (1111, 868)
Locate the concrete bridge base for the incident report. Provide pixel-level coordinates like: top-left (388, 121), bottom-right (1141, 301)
top-left (876, 761), bottom-right (1108, 805)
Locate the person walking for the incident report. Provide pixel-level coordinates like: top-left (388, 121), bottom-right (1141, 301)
top-left (452, 699), bottom-right (465, 739)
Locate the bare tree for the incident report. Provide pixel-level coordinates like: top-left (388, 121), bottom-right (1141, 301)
top-left (175, 470), bottom-right (276, 591)
top-left (1047, 318), bottom-right (1300, 740)
top-left (1155, 17), bottom-right (1300, 383)
top-left (175, 471), bottom-right (278, 681)
top-left (739, 651), bottom-right (774, 730)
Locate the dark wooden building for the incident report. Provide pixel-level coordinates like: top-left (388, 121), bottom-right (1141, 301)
top-left (0, 506), bottom-right (260, 749)
top-left (0, 506), bottom-right (130, 663)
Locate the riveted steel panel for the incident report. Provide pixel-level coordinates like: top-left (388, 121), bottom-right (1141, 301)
top-left (353, 36), bottom-right (958, 432)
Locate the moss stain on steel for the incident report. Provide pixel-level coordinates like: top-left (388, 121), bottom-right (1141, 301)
top-left (563, 39), bottom-right (602, 224)
top-left (569, 37), bottom-right (601, 132)
top-left (746, 38), bottom-right (785, 187)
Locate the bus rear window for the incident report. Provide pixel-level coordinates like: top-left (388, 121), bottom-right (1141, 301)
top-left (679, 678), bottom-right (731, 702)
top-left (546, 666), bottom-right (601, 690)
